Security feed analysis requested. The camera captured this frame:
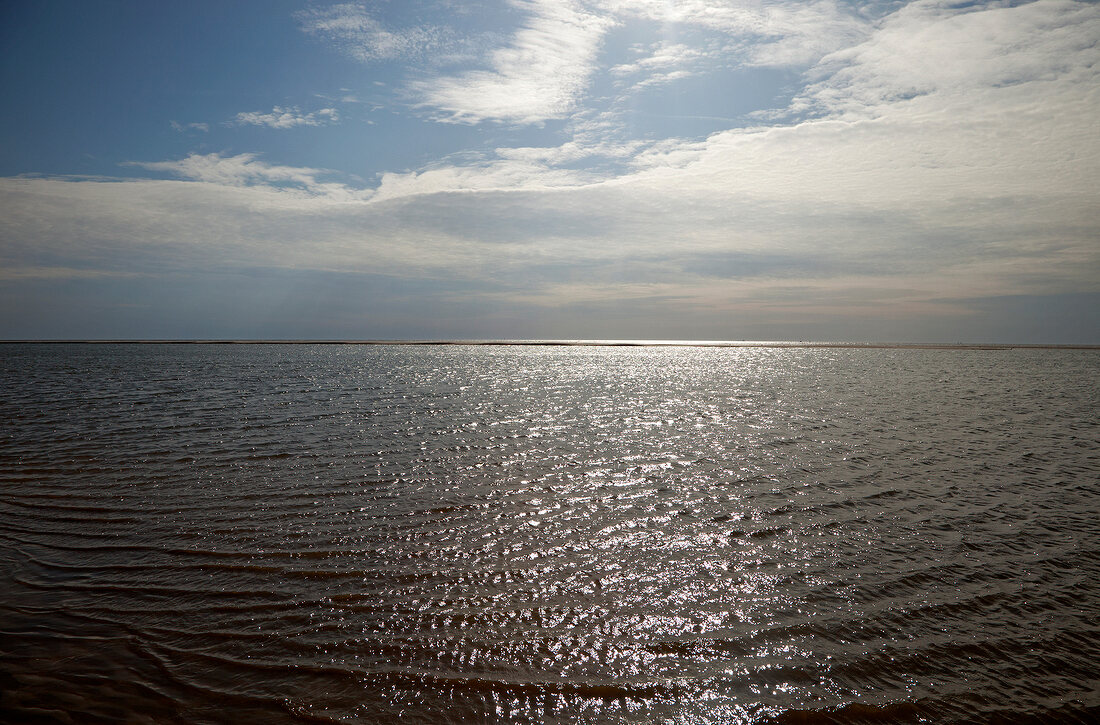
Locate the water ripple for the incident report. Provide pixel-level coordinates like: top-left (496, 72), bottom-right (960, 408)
top-left (1, 343), bottom-right (1098, 724)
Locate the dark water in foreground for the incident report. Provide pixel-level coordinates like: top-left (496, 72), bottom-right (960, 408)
top-left (1, 343), bottom-right (1097, 724)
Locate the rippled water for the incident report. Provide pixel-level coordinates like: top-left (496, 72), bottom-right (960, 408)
top-left (1, 343), bottom-right (1097, 724)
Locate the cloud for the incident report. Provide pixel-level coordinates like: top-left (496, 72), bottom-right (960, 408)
top-left (609, 41), bottom-right (707, 90)
top-left (127, 153), bottom-right (366, 200)
top-left (600, 0), bottom-right (872, 68)
top-left (232, 106), bottom-right (339, 129)
top-left (0, 264), bottom-right (142, 281)
top-left (612, 0), bottom-right (1100, 198)
top-left (299, 1), bottom-right (866, 127)
top-left (411, 0), bottom-right (616, 124)
top-left (795, 0), bottom-right (1100, 119)
top-left (611, 42), bottom-right (703, 76)
top-left (403, 0), bottom-right (871, 125)
top-left (170, 121), bottom-right (209, 133)
top-left (296, 2), bottom-right (450, 62)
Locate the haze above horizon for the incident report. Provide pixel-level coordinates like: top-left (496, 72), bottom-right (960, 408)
top-left (1, 0), bottom-right (1098, 343)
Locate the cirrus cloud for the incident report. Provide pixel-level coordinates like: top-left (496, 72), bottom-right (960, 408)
top-left (232, 105), bottom-right (339, 129)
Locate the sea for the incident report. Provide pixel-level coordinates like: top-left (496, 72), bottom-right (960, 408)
top-left (1, 342), bottom-right (1097, 724)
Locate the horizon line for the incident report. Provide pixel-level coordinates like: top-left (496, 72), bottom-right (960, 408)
top-left (2, 339), bottom-right (1098, 350)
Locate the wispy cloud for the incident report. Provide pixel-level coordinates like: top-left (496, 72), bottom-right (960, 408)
top-left (610, 41), bottom-right (707, 90)
top-left (411, 0), bottom-right (616, 124)
top-left (794, 0), bottom-right (1100, 119)
top-left (232, 106), bottom-right (339, 129)
top-left (127, 153), bottom-right (365, 200)
top-left (170, 120), bottom-right (209, 133)
top-left (403, 0), bottom-right (872, 125)
top-left (601, 0), bottom-right (871, 69)
top-left (296, 2), bottom-right (450, 62)
top-left (297, 1), bottom-right (867, 127)
top-left (0, 264), bottom-right (142, 281)
top-left (611, 41), bottom-right (704, 77)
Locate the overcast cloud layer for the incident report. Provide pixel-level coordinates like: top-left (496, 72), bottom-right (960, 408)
top-left (1, 0), bottom-right (1097, 341)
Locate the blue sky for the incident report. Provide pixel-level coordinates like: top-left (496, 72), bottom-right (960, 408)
top-left (1, 0), bottom-right (1097, 341)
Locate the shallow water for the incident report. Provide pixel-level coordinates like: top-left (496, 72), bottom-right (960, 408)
top-left (1, 343), bottom-right (1097, 723)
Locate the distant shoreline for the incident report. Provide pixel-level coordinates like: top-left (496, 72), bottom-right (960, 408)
top-left (2, 340), bottom-right (1098, 350)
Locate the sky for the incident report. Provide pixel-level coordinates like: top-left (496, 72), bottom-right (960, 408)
top-left (0, 0), bottom-right (1097, 342)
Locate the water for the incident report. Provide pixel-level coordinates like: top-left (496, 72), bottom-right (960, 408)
top-left (1, 342), bottom-right (1097, 724)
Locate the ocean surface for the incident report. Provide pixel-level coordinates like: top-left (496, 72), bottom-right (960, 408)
top-left (1, 342), bottom-right (1097, 724)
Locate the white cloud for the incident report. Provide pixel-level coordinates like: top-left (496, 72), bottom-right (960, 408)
top-left (494, 139), bottom-right (643, 165)
top-left (609, 41), bottom-right (707, 90)
top-left (402, 0), bottom-right (872, 125)
top-left (296, 2), bottom-right (449, 62)
top-left (611, 42), bottom-right (702, 77)
top-left (232, 106), bottom-right (339, 129)
top-left (169, 121), bottom-right (209, 133)
top-left (599, 0), bottom-right (871, 68)
top-left (411, 0), bottom-right (616, 124)
top-left (0, 264), bottom-right (142, 281)
top-left (371, 158), bottom-right (593, 202)
top-left (128, 153), bottom-right (366, 201)
top-left (795, 0), bottom-right (1100, 119)
top-left (297, 1), bottom-right (867, 126)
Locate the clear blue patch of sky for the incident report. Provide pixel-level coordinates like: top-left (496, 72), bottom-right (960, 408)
top-left (2, 1), bottom-right (311, 175)
top-left (615, 65), bottom-right (801, 139)
top-left (589, 19), bottom-right (803, 142)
